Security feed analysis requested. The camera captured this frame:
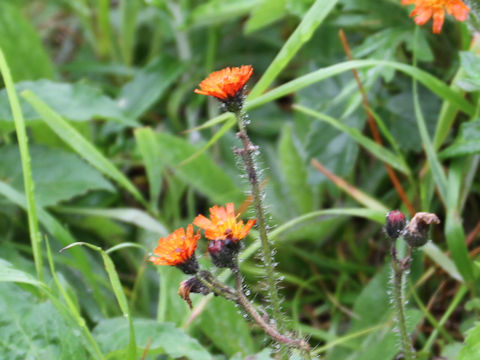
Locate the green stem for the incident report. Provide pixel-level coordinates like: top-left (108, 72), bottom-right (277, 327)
top-left (234, 110), bottom-right (284, 331)
top-left (391, 244), bottom-right (415, 360)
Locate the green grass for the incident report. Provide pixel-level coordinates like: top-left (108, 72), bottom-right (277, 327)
top-left (0, 1), bottom-right (479, 359)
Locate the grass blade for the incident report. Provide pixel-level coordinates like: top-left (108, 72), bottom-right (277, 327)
top-left (0, 47), bottom-right (43, 281)
top-left (248, 0), bottom-right (339, 98)
top-left (21, 90), bottom-right (148, 209)
top-left (294, 104), bottom-right (411, 175)
top-left (62, 243), bottom-right (137, 359)
top-left (45, 239), bottom-right (105, 360)
top-left (134, 127), bottom-right (163, 213)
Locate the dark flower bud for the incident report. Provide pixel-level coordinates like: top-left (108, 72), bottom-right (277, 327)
top-left (178, 277), bottom-right (210, 309)
top-left (176, 256), bottom-right (199, 275)
top-left (208, 238), bottom-right (241, 269)
top-left (403, 212), bottom-right (440, 248)
top-left (385, 210), bottom-right (406, 239)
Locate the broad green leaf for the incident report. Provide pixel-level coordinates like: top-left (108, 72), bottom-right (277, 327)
top-left (134, 127), bottom-right (163, 212)
top-left (245, 0), bottom-right (287, 34)
top-left (0, 145), bottom-right (114, 206)
top-left (93, 318), bottom-right (212, 360)
top-left (0, 80), bottom-right (136, 130)
top-left (0, 2), bottom-right (53, 81)
top-left (459, 322), bottom-right (480, 360)
top-left (439, 120), bottom-right (480, 159)
top-left (0, 282), bottom-right (88, 359)
top-left (21, 91), bottom-right (148, 208)
top-left (278, 124), bottom-right (313, 214)
top-left (195, 296), bottom-right (257, 356)
top-left (118, 56), bottom-right (184, 119)
top-left (155, 132), bottom-right (244, 205)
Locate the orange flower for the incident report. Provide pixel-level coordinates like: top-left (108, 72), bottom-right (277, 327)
top-left (149, 225), bottom-right (200, 269)
top-left (193, 203), bottom-right (256, 241)
top-left (402, 0), bottom-right (469, 34)
top-left (194, 65), bottom-right (254, 101)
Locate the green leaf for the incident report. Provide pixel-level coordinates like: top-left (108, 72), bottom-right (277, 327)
top-left (21, 90), bottom-right (148, 208)
top-left (248, 0), bottom-right (339, 99)
top-left (294, 104), bottom-right (410, 175)
top-left (118, 56), bottom-right (184, 119)
top-left (134, 127), bottom-right (164, 212)
top-left (245, 0), bottom-right (287, 34)
top-left (0, 47), bottom-right (43, 280)
top-left (0, 2), bottom-right (53, 81)
top-left (439, 120), bottom-right (480, 159)
top-left (56, 206), bottom-right (168, 235)
top-left (155, 132), bottom-right (244, 205)
top-left (0, 281), bottom-right (89, 359)
top-left (0, 145), bottom-right (114, 206)
top-left (459, 322), bottom-right (480, 360)
top-left (93, 318), bottom-right (212, 360)
top-left (278, 124), bottom-right (313, 214)
top-left (195, 296), bottom-right (256, 356)
top-left (190, 0), bottom-right (261, 27)
top-left (0, 80), bottom-right (136, 131)
top-left (456, 51), bottom-right (480, 92)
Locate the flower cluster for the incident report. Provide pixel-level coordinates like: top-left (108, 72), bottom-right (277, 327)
top-left (385, 210), bottom-right (440, 247)
top-left (402, 0), bottom-right (470, 34)
top-left (149, 203), bottom-right (255, 272)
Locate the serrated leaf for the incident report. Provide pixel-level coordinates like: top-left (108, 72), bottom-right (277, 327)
top-left (93, 318), bottom-right (212, 360)
top-left (0, 80), bottom-right (136, 131)
top-left (0, 145), bottom-right (114, 206)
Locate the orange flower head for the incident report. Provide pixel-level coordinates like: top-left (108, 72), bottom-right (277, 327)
top-left (194, 65), bottom-right (253, 103)
top-left (402, 0), bottom-right (469, 34)
top-left (149, 225), bottom-right (200, 274)
top-left (193, 202), bottom-right (256, 242)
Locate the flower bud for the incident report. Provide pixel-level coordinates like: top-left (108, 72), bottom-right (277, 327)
top-left (176, 256), bottom-right (199, 275)
top-left (208, 238), bottom-right (241, 269)
top-left (385, 210), bottom-right (406, 239)
top-left (403, 212), bottom-right (440, 247)
top-left (178, 277), bottom-right (210, 309)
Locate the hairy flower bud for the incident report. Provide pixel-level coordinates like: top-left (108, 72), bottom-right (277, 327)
top-left (385, 210), bottom-right (407, 240)
top-left (178, 277), bottom-right (210, 309)
top-left (208, 239), bottom-right (241, 269)
top-left (403, 212), bottom-right (440, 247)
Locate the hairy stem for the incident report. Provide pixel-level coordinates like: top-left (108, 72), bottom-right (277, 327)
top-left (232, 266), bottom-right (310, 354)
top-left (391, 244), bottom-right (415, 360)
top-left (234, 110), bottom-right (284, 331)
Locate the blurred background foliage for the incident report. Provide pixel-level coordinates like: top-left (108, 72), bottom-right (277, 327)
top-left (1, 0), bottom-right (480, 359)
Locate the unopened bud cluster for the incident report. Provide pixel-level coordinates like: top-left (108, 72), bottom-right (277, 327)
top-left (385, 210), bottom-right (440, 247)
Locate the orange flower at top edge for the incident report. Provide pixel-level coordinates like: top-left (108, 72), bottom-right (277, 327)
top-left (149, 224), bottom-right (200, 267)
top-left (402, 0), bottom-right (470, 34)
top-left (193, 203), bottom-right (256, 241)
top-left (194, 65), bottom-right (254, 101)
